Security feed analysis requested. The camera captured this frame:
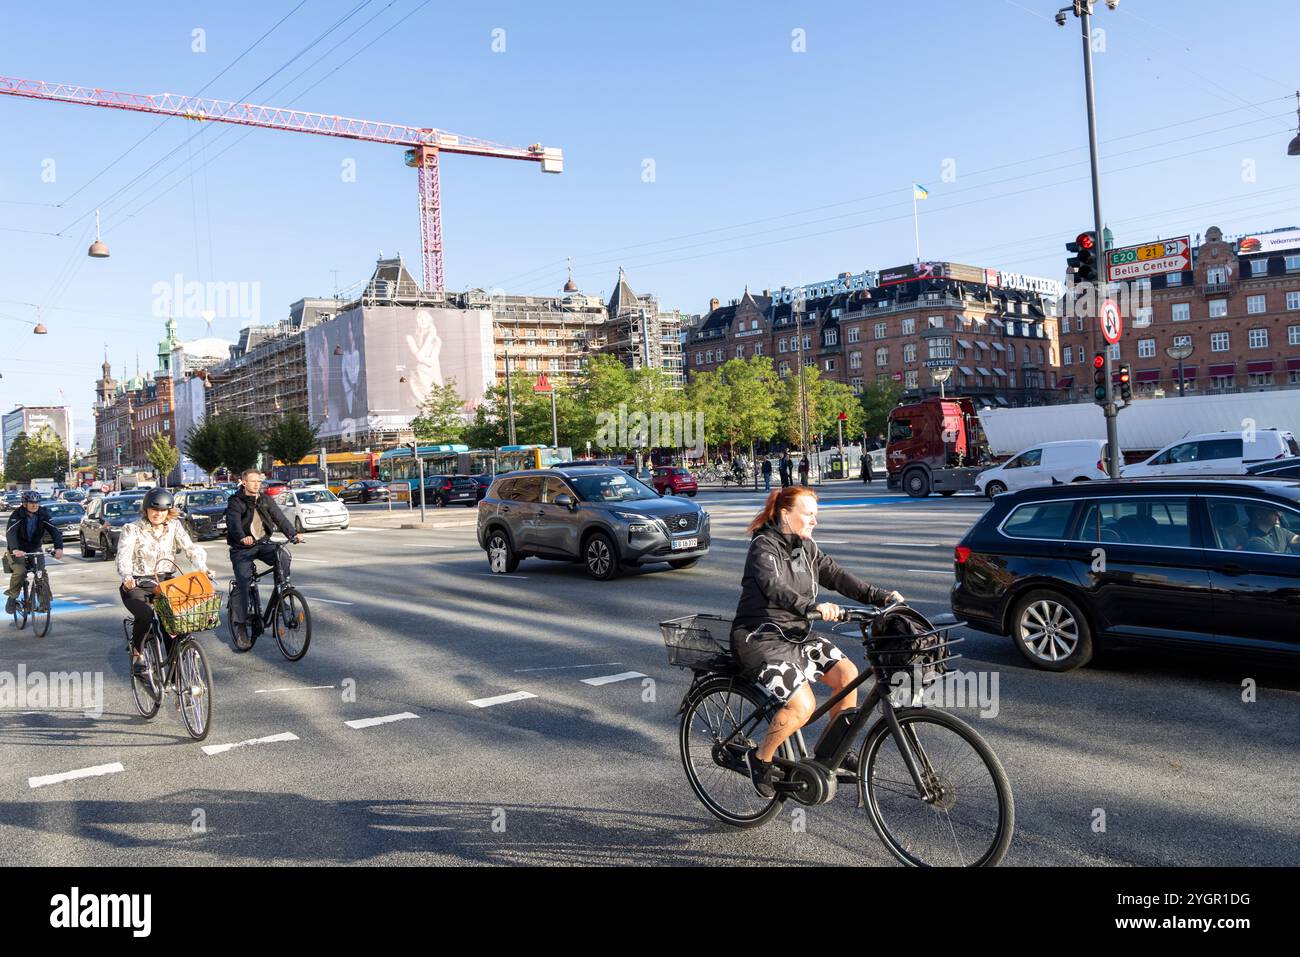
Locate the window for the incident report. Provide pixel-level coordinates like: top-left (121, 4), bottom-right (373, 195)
top-left (1210, 374), bottom-right (1234, 389)
top-left (754, 343), bottom-right (763, 356)
top-left (1290, 325), bottom-right (1300, 346)
top-left (548, 358), bottom-right (559, 371)
top-left (876, 347), bottom-right (889, 367)
top-left (1287, 292), bottom-right (1300, 311)
top-left (1172, 334), bottom-right (1192, 348)
top-left (1209, 299), bottom-right (1228, 318)
top-left (1063, 346), bottom-right (1073, 365)
top-left (904, 369), bottom-right (919, 389)
top-left (1250, 259), bottom-right (1269, 276)
top-left (1000, 501), bottom-right (1075, 540)
top-left (874, 322), bottom-right (888, 339)
top-left (1166, 271), bottom-right (1183, 286)
top-left (736, 346), bottom-right (744, 359)
top-left (1061, 315), bottom-right (1070, 334)
top-left (850, 351), bottom-right (862, 369)
top-left (778, 338), bottom-right (787, 353)
top-left (928, 337), bottom-right (952, 360)
top-left (847, 327), bottom-right (860, 343)
top-left (1247, 294), bottom-right (1267, 314)
top-left (824, 330), bottom-right (838, 347)
top-left (1207, 498), bottom-right (1300, 552)
top-left (1211, 331), bottom-right (1230, 352)
top-left (778, 361), bottom-right (790, 377)
top-left (751, 319), bottom-right (759, 330)
top-left (1076, 498), bottom-right (1192, 548)
top-left (1248, 328), bottom-right (1269, 349)
top-left (1207, 267), bottom-right (1227, 284)
top-left (803, 335), bottom-right (811, 351)
top-left (850, 377), bottom-right (863, 393)
top-left (1107, 343), bottom-right (1120, 360)
top-left (1003, 448), bottom-right (1043, 469)
top-left (1287, 255), bottom-right (1300, 272)
top-left (1138, 339), bottom-right (1156, 358)
top-left (928, 315), bottom-right (944, 328)
top-left (903, 343), bottom-right (917, 363)
top-left (824, 359), bottom-right (836, 371)
top-left (1038, 346), bottom-right (1045, 364)
top-left (1133, 307), bottom-right (1152, 327)
top-left (526, 358), bottom-right (539, 372)
top-left (803, 356), bottom-right (815, 368)
top-left (548, 337), bottom-right (558, 348)
top-left (901, 317), bottom-right (916, 335)
top-left (1172, 302), bottom-right (1190, 322)
top-left (1024, 345), bottom-right (1032, 363)
top-left (1248, 372), bottom-right (1275, 387)
top-left (831, 308), bottom-right (842, 318)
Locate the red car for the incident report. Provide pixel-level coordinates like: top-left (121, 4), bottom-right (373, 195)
top-left (652, 467), bottom-right (698, 497)
top-left (263, 480), bottom-right (289, 498)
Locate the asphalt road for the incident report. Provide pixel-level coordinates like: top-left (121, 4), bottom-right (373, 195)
top-left (1, 483), bottom-right (1296, 866)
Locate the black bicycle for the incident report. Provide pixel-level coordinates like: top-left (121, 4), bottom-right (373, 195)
top-left (664, 603), bottom-right (1015, 867)
top-left (226, 541), bottom-right (311, 660)
top-left (9, 548), bottom-right (53, 637)
top-left (124, 577), bottom-right (214, 741)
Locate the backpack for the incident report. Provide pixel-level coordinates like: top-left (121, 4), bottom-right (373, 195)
top-left (868, 606), bottom-right (953, 686)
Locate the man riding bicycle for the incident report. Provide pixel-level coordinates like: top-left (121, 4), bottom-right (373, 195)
top-left (732, 485), bottom-right (903, 797)
top-left (224, 469), bottom-right (302, 631)
top-left (5, 491), bottom-right (64, 615)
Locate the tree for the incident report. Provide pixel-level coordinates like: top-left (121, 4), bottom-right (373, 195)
top-left (265, 412), bottom-right (320, 466)
top-left (5, 427), bottom-right (68, 483)
top-left (146, 434), bottom-right (180, 488)
top-left (410, 379), bottom-right (466, 444)
top-left (858, 379), bottom-right (904, 441)
top-left (184, 418), bottom-right (224, 477)
top-left (777, 365), bottom-right (826, 449)
top-left (814, 379), bottom-right (865, 441)
top-left (218, 414), bottom-right (264, 475)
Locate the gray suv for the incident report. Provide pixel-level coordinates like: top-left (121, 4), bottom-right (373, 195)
top-left (477, 467), bottom-right (710, 580)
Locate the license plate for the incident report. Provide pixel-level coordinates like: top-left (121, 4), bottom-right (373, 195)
top-left (672, 537), bottom-right (698, 551)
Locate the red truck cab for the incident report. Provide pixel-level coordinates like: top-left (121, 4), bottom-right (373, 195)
top-left (886, 397), bottom-right (990, 497)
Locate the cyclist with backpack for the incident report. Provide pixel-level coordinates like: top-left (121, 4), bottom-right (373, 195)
top-left (731, 485), bottom-right (903, 796)
top-left (5, 491), bottom-right (64, 615)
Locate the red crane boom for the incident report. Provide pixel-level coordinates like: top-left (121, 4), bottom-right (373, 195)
top-left (0, 75), bottom-right (563, 291)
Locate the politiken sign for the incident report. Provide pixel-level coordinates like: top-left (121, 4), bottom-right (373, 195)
top-left (1106, 236), bottom-right (1191, 282)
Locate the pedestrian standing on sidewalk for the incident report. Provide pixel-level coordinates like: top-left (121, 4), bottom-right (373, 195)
top-left (798, 455), bottom-right (810, 486)
top-left (861, 450), bottom-right (874, 484)
top-left (761, 457), bottom-right (772, 491)
top-left (779, 451), bottom-right (793, 489)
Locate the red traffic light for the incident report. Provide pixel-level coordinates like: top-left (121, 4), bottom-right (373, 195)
top-left (1076, 232), bottom-right (1096, 250)
top-left (1118, 369), bottom-right (1131, 384)
top-left (1092, 353), bottom-right (1106, 369)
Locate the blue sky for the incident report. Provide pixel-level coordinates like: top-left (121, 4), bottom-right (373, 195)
top-left (2, 0), bottom-right (1298, 447)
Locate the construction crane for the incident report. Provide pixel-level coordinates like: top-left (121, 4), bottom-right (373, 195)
top-left (0, 75), bottom-right (563, 292)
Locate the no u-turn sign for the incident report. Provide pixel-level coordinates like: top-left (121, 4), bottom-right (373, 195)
top-left (1100, 299), bottom-right (1122, 344)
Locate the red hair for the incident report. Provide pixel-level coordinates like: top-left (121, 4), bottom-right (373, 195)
top-left (747, 486), bottom-right (818, 535)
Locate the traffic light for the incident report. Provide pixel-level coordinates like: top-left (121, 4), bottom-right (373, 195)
top-left (1092, 352), bottom-right (1107, 405)
top-left (1067, 231), bottom-right (1098, 284)
top-left (1117, 363), bottom-right (1132, 404)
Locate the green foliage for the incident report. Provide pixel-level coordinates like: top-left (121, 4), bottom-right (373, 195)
top-left (184, 414), bottom-right (263, 476)
top-left (4, 427), bottom-right (68, 483)
top-left (858, 379), bottom-right (904, 440)
top-left (184, 418), bottom-right (224, 476)
top-left (410, 379), bottom-right (467, 444)
top-left (146, 434), bottom-right (180, 487)
top-left (265, 412), bottom-right (321, 465)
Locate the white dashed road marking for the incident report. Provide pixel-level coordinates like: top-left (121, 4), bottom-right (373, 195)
top-left (479, 574), bottom-right (528, 580)
top-left (906, 569), bottom-right (953, 575)
top-left (29, 762), bottom-right (125, 790)
top-left (513, 662), bottom-right (623, 673)
top-left (308, 597), bottom-right (354, 605)
top-left (254, 685), bottom-right (336, 694)
top-left (467, 691), bottom-right (537, 708)
top-left (580, 671), bottom-right (646, 686)
top-left (344, 712), bottom-right (419, 730)
top-left (201, 731), bottom-right (299, 756)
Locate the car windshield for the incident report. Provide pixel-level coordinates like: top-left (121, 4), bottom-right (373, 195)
top-left (47, 503), bottom-right (83, 517)
top-left (186, 492), bottom-right (228, 508)
top-left (295, 490), bottom-right (337, 504)
top-left (104, 499), bottom-right (141, 517)
top-left (568, 472), bottom-right (659, 503)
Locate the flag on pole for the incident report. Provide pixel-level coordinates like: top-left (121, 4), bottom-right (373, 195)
top-left (912, 183), bottom-right (929, 200)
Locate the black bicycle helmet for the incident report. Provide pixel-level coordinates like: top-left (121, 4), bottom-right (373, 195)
top-left (142, 487), bottom-right (175, 511)
top-left (20, 490), bottom-right (41, 503)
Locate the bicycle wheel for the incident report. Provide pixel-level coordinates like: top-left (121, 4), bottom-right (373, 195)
top-left (858, 708), bottom-right (1014, 867)
top-left (130, 638), bottom-right (162, 719)
top-left (32, 576), bottom-right (52, 638)
top-left (176, 639), bottom-right (212, 741)
top-left (678, 678), bottom-right (792, 828)
top-left (13, 582), bottom-right (29, 630)
top-left (272, 588), bottom-right (311, 661)
top-left (227, 587), bottom-right (256, 652)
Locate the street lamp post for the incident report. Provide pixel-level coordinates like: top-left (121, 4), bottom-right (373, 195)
top-left (1165, 343), bottom-right (1194, 397)
top-left (503, 333), bottom-right (517, 445)
top-left (793, 296), bottom-right (811, 464)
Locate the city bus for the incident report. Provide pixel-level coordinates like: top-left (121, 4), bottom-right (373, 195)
top-left (270, 451), bottom-right (380, 494)
top-left (495, 445), bottom-right (573, 473)
top-left (377, 444), bottom-right (469, 490)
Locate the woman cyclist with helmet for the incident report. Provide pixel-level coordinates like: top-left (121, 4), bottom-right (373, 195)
top-left (118, 488), bottom-right (213, 676)
top-left (732, 485), bottom-right (904, 796)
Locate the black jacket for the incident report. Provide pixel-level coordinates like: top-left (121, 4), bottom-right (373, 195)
top-left (224, 491), bottom-right (296, 548)
top-left (733, 522), bottom-right (889, 640)
top-left (6, 506), bottom-right (64, 553)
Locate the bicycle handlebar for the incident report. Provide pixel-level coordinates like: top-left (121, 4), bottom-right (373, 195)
top-left (806, 600), bottom-right (906, 623)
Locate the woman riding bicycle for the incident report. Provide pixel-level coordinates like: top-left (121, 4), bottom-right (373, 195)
top-left (732, 485), bottom-right (903, 796)
top-left (118, 488), bottom-right (213, 677)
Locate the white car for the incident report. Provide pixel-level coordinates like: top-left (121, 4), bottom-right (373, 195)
top-left (976, 439), bottom-right (1110, 498)
top-left (278, 486), bottom-right (350, 532)
top-left (1120, 429), bottom-right (1299, 478)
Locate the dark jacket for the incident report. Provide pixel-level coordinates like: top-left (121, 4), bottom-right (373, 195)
top-left (224, 491), bottom-right (296, 548)
top-left (6, 506), bottom-right (64, 553)
top-left (779, 457), bottom-right (792, 477)
top-left (761, 459), bottom-right (772, 475)
top-left (733, 522), bottom-right (890, 640)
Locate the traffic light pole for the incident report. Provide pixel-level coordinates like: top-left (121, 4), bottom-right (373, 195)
top-left (1078, 1), bottom-right (1122, 478)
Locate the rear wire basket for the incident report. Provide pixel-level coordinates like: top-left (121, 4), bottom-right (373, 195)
top-left (660, 614), bottom-right (734, 671)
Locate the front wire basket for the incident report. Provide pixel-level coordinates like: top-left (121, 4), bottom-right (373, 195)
top-left (864, 625), bottom-right (965, 687)
top-left (660, 614), bottom-right (734, 671)
top-left (154, 591), bottom-right (222, 635)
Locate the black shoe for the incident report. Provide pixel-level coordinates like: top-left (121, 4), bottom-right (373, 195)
top-left (131, 657), bottom-right (149, 678)
top-left (839, 749), bottom-right (859, 772)
top-left (4, 597), bottom-right (16, 615)
top-left (743, 747), bottom-right (777, 799)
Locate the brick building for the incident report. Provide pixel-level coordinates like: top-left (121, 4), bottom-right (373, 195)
top-left (1059, 225), bottom-right (1300, 399)
top-left (688, 263), bottom-right (1063, 408)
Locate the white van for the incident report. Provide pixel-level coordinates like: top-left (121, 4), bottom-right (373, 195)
top-left (1120, 429), bottom-right (1299, 478)
top-left (976, 439), bottom-right (1109, 497)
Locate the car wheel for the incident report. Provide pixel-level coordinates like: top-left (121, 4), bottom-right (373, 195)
top-left (985, 481), bottom-right (1007, 498)
top-left (940, 490), bottom-right (957, 497)
top-left (1071, 476), bottom-right (1091, 483)
top-left (687, 490), bottom-right (697, 497)
top-left (584, 531), bottom-right (621, 581)
top-left (903, 469), bottom-right (931, 498)
top-left (295, 517), bottom-right (305, 533)
top-left (1010, 589), bottom-right (1094, 672)
top-left (80, 534), bottom-right (94, 558)
top-left (486, 530), bottom-right (520, 574)
top-left (101, 535), bottom-right (114, 560)
top-left (668, 558), bottom-right (700, 569)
